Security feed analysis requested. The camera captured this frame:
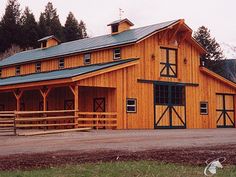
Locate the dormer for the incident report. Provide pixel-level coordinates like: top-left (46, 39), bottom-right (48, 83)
top-left (38, 35), bottom-right (60, 49)
top-left (107, 18), bottom-right (134, 35)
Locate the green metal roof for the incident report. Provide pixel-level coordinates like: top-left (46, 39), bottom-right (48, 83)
top-left (0, 20), bottom-right (179, 67)
top-left (0, 59), bottom-right (137, 86)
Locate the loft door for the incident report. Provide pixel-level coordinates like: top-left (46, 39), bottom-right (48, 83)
top-left (154, 83), bottom-right (186, 129)
top-left (216, 94), bottom-right (235, 128)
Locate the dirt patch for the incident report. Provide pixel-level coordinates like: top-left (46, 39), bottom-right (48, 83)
top-left (0, 144), bottom-right (235, 171)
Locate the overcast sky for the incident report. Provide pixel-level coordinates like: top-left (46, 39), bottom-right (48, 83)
top-left (0, 0), bottom-right (236, 45)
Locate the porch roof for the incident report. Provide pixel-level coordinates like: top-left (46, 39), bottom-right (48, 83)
top-left (0, 59), bottom-right (137, 86)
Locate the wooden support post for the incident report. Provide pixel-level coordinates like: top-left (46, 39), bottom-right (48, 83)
top-left (39, 87), bottom-right (51, 112)
top-left (13, 90), bottom-right (23, 111)
top-left (69, 85), bottom-right (79, 128)
top-left (39, 87), bottom-right (52, 131)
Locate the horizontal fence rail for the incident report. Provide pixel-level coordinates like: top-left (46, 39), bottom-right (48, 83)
top-left (0, 111), bottom-right (16, 135)
top-left (0, 110), bottom-right (117, 135)
top-left (78, 112), bottom-right (117, 130)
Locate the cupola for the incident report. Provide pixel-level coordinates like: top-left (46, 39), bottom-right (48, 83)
top-left (38, 35), bottom-right (60, 49)
top-left (107, 18), bottom-right (134, 35)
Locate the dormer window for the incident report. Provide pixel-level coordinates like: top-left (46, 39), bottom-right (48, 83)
top-left (113, 48), bottom-right (121, 60)
top-left (108, 19), bottom-right (134, 34)
top-left (35, 62), bottom-right (41, 73)
top-left (38, 35), bottom-right (60, 49)
top-left (42, 41), bottom-right (47, 48)
top-left (59, 58), bottom-right (64, 69)
top-left (15, 66), bottom-right (21, 76)
top-left (84, 53), bottom-right (91, 65)
top-left (112, 24), bottom-right (119, 33)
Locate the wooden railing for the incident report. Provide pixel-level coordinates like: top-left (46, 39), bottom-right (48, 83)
top-left (78, 112), bottom-right (117, 129)
top-left (0, 111), bottom-right (16, 135)
top-left (15, 110), bottom-right (78, 129)
top-left (0, 110), bottom-right (117, 135)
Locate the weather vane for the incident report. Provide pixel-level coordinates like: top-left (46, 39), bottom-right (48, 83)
top-left (119, 8), bottom-right (124, 19)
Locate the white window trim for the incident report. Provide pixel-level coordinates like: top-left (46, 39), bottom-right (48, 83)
top-left (84, 53), bottom-right (91, 65)
top-left (126, 98), bottom-right (137, 113)
top-left (200, 102), bottom-right (208, 115)
top-left (59, 58), bottom-right (65, 69)
top-left (113, 48), bottom-right (121, 60)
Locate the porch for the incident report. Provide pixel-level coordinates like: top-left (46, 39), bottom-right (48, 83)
top-left (0, 85), bottom-right (118, 135)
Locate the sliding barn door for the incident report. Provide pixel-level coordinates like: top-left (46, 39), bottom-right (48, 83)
top-left (216, 94), bottom-right (235, 128)
top-left (154, 83), bottom-right (186, 129)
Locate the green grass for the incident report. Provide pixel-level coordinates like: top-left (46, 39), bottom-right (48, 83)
top-left (0, 161), bottom-right (235, 177)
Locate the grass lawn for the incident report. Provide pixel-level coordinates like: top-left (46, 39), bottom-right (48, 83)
top-left (0, 161), bottom-right (235, 177)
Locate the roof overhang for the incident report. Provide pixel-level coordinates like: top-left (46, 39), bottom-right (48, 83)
top-left (200, 66), bottom-right (236, 89)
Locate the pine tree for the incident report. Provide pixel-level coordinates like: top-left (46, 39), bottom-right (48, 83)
top-left (0, 0), bottom-right (21, 52)
top-left (194, 26), bottom-right (224, 61)
top-left (38, 2), bottom-right (64, 41)
top-left (78, 20), bottom-right (88, 39)
top-left (38, 13), bottom-right (47, 38)
top-left (64, 12), bottom-right (81, 42)
top-left (20, 7), bottom-right (39, 48)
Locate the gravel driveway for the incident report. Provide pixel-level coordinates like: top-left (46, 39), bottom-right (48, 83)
top-left (0, 129), bottom-right (235, 156)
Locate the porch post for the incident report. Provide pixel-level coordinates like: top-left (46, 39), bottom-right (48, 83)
top-left (69, 85), bottom-right (79, 128)
top-left (39, 87), bottom-right (52, 111)
top-left (13, 90), bottom-right (23, 111)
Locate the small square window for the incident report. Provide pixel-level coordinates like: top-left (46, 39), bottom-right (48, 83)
top-left (127, 98), bottom-right (137, 113)
top-left (84, 53), bottom-right (91, 65)
top-left (113, 48), bottom-right (121, 60)
top-left (35, 62), bottom-right (41, 73)
top-left (59, 58), bottom-right (64, 69)
top-left (112, 24), bottom-right (119, 33)
top-left (200, 102), bottom-right (208, 115)
top-left (42, 41), bottom-right (47, 48)
top-left (15, 66), bottom-right (20, 76)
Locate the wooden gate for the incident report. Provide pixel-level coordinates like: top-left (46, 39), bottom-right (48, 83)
top-left (154, 83), bottom-right (186, 129)
top-left (216, 94), bottom-right (235, 128)
top-left (93, 98), bottom-right (106, 129)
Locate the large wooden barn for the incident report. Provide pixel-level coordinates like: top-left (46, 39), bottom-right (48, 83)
top-left (0, 19), bottom-right (235, 130)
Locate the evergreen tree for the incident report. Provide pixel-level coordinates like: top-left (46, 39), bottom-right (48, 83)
top-left (38, 13), bottom-right (47, 38)
top-left (64, 12), bottom-right (81, 42)
top-left (0, 0), bottom-right (21, 52)
top-left (78, 20), bottom-right (88, 39)
top-left (20, 7), bottom-right (39, 48)
top-left (194, 26), bottom-right (224, 61)
top-left (38, 2), bottom-right (64, 41)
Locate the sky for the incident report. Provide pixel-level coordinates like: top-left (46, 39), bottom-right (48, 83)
top-left (0, 0), bottom-right (236, 45)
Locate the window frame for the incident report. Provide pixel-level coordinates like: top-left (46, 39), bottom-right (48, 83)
top-left (111, 24), bottom-right (119, 33)
top-left (113, 48), bottom-right (121, 60)
top-left (15, 66), bottom-right (21, 76)
top-left (58, 58), bottom-right (65, 69)
top-left (155, 84), bottom-right (185, 106)
top-left (84, 53), bottom-right (91, 65)
top-left (200, 102), bottom-right (208, 115)
top-left (160, 47), bottom-right (178, 78)
top-left (126, 98), bottom-right (137, 113)
top-left (35, 62), bottom-right (41, 73)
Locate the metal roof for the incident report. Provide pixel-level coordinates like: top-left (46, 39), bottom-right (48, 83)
top-left (0, 59), bottom-right (136, 86)
top-left (0, 20), bottom-right (179, 67)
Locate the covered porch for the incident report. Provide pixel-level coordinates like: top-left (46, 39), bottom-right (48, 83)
top-left (0, 59), bottom-right (138, 134)
top-left (0, 84), bottom-right (118, 132)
